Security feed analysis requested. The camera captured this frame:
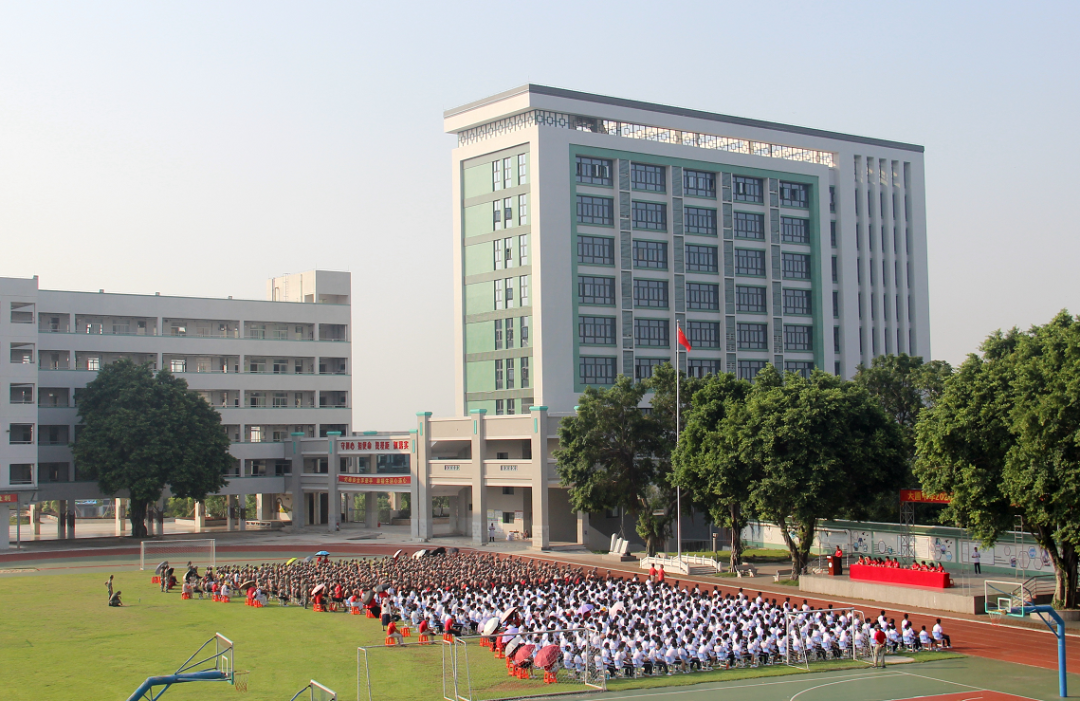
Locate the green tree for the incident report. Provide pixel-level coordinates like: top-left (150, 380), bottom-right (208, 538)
top-left (72, 359), bottom-right (234, 537)
top-left (853, 354), bottom-right (953, 521)
top-left (554, 375), bottom-right (667, 554)
top-left (672, 372), bottom-right (753, 570)
top-left (734, 366), bottom-right (906, 573)
top-left (916, 313), bottom-right (1080, 607)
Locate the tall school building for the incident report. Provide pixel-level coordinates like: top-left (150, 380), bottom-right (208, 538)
top-left (445, 85), bottom-right (930, 415)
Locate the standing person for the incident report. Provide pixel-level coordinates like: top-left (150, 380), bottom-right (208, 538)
top-left (489, 522), bottom-right (496, 543)
top-left (971, 547), bottom-right (982, 574)
top-left (105, 575), bottom-right (114, 601)
top-left (648, 563), bottom-right (657, 583)
top-left (833, 546), bottom-right (844, 576)
top-left (657, 565), bottom-right (666, 585)
top-left (159, 561), bottom-right (169, 592)
top-left (872, 626), bottom-right (887, 668)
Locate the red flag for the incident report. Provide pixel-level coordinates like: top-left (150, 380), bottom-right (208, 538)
top-left (676, 324), bottom-right (692, 352)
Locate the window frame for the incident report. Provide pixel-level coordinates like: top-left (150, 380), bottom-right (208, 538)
top-left (733, 211), bottom-right (765, 240)
top-left (576, 195), bottom-right (615, 226)
top-left (579, 356), bottom-right (616, 386)
top-left (782, 252), bottom-right (811, 280)
top-left (578, 275), bottom-right (616, 306)
top-left (782, 288), bottom-right (812, 316)
top-left (683, 169), bottom-right (717, 198)
top-left (686, 282), bottom-right (720, 311)
top-left (732, 175), bottom-right (764, 203)
top-left (686, 320), bottom-right (720, 348)
top-left (632, 201), bottom-right (667, 231)
top-left (684, 244), bottom-right (719, 273)
top-left (734, 248), bottom-right (767, 277)
top-left (780, 216), bottom-right (810, 244)
top-left (779, 181), bottom-right (810, 208)
top-left (631, 163), bottom-right (666, 192)
top-left (735, 285), bottom-right (767, 313)
top-left (684, 206), bottom-right (718, 236)
top-left (783, 324), bottom-right (814, 352)
top-left (579, 316), bottom-right (616, 346)
top-left (575, 156), bottom-right (613, 186)
top-left (632, 278), bottom-right (669, 309)
top-left (577, 235), bottom-right (615, 266)
top-left (737, 322), bottom-right (769, 350)
top-left (632, 239), bottom-right (669, 270)
top-left (633, 318), bottom-right (670, 347)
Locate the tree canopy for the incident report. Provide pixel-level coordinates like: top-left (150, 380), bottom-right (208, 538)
top-left (915, 312), bottom-right (1080, 607)
top-left (72, 359), bottom-right (234, 537)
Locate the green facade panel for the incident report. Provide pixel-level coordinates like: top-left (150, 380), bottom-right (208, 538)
top-left (464, 164), bottom-right (492, 199)
top-left (464, 203), bottom-right (493, 238)
top-left (467, 399), bottom-right (497, 415)
top-left (465, 282), bottom-right (494, 316)
top-left (466, 360), bottom-right (496, 393)
top-left (465, 241), bottom-right (493, 276)
top-left (465, 320), bottom-right (495, 355)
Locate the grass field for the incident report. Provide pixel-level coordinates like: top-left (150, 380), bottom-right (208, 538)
top-left (0, 568), bottom-right (956, 701)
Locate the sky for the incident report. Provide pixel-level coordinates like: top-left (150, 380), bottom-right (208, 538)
top-left (1, 1), bottom-right (1077, 429)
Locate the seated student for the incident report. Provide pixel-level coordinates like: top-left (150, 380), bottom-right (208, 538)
top-left (346, 590), bottom-right (360, 610)
top-left (109, 591), bottom-right (123, 607)
top-left (386, 617), bottom-right (405, 645)
top-left (918, 626), bottom-right (933, 650)
top-left (932, 619), bottom-right (952, 648)
top-left (935, 563), bottom-right (945, 573)
top-left (902, 626), bottom-right (917, 650)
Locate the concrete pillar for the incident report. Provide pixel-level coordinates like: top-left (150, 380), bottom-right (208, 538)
top-left (157, 497), bottom-right (165, 536)
top-left (194, 500), bottom-right (205, 533)
top-left (530, 406), bottom-right (550, 550)
top-left (238, 494), bottom-right (246, 531)
top-left (470, 409), bottom-right (487, 545)
top-left (0, 504), bottom-right (9, 550)
top-left (290, 432), bottom-right (306, 532)
top-left (31, 503), bottom-right (41, 536)
top-left (226, 495), bottom-right (235, 532)
top-left (577, 511), bottom-right (590, 548)
top-left (365, 492), bottom-right (378, 528)
top-left (57, 500), bottom-right (67, 539)
top-left (256, 494), bottom-right (272, 521)
top-left (114, 499), bottom-right (124, 536)
top-left (459, 487), bottom-right (471, 535)
top-left (147, 504), bottom-right (156, 536)
top-left (326, 432), bottom-right (341, 533)
top-left (414, 413), bottom-right (432, 542)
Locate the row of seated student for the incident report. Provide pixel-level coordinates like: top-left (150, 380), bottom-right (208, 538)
top-left (856, 556), bottom-right (945, 573)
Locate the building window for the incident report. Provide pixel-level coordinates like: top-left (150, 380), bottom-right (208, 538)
top-left (685, 207), bottom-right (717, 235)
top-left (782, 252), bottom-right (811, 280)
top-left (734, 248), bottom-right (766, 277)
top-left (733, 176), bottom-right (763, 203)
top-left (736, 285), bottom-right (767, 313)
top-left (832, 291), bottom-right (839, 318)
top-left (494, 237), bottom-right (513, 270)
top-left (578, 276), bottom-right (615, 306)
top-left (518, 233), bottom-right (529, 265)
top-left (579, 356), bottom-right (616, 385)
top-left (492, 197), bottom-right (512, 230)
top-left (834, 325), bottom-right (841, 352)
top-left (494, 278), bottom-right (514, 310)
top-left (737, 323), bottom-right (768, 350)
top-left (687, 321), bottom-right (720, 348)
top-left (784, 324), bottom-right (813, 351)
top-left (685, 244), bottom-right (718, 273)
top-left (495, 359), bottom-right (504, 390)
top-left (518, 195), bottom-right (528, 226)
top-left (634, 318), bottom-right (669, 347)
top-left (577, 235), bottom-right (614, 265)
top-left (576, 156), bottom-right (612, 186)
top-left (829, 186), bottom-right (836, 213)
top-left (504, 317), bottom-right (514, 348)
top-left (781, 217), bottom-right (810, 244)
top-left (783, 288), bottom-right (812, 316)
top-left (521, 357), bottom-right (530, 388)
top-left (506, 358), bottom-right (515, 390)
top-left (579, 316), bottom-right (616, 345)
top-left (520, 316), bottom-right (529, 347)
top-left (779, 181), bottom-right (809, 208)
top-left (684, 170), bottom-right (716, 198)
top-left (830, 221), bottom-right (837, 247)
top-left (633, 240), bottom-right (668, 269)
top-left (687, 358), bottom-right (721, 378)
top-left (494, 319), bottom-right (503, 350)
top-left (635, 357), bottom-right (667, 380)
top-left (832, 256), bottom-right (838, 282)
top-left (9, 424), bottom-right (34, 444)
top-left (734, 211), bottom-right (765, 240)
top-left (785, 361), bottom-right (814, 379)
top-left (502, 157), bottom-right (512, 189)
top-left (519, 276), bottom-right (529, 307)
top-left (495, 399), bottom-right (504, 415)
top-left (633, 279), bottom-right (668, 308)
top-left (631, 163), bottom-right (665, 192)
top-left (86, 356), bottom-right (100, 371)
top-left (577, 196), bottom-right (614, 226)
top-left (632, 201), bottom-right (667, 230)
top-left (737, 360), bottom-right (768, 382)
top-left (686, 282), bottom-right (719, 310)
top-left (518, 153), bottom-right (528, 185)
top-left (9, 464), bottom-right (33, 485)
top-left (502, 510), bottom-right (515, 523)
top-left (492, 159), bottom-right (502, 192)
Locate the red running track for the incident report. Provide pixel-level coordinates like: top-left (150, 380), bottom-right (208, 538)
top-left (1, 542), bottom-right (1074, 673)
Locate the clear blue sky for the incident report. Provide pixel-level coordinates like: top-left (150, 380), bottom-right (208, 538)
top-left (1, 1), bottom-right (1077, 428)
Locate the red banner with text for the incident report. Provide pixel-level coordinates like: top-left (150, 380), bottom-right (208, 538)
top-left (337, 475), bottom-right (411, 486)
top-left (899, 489), bottom-right (952, 504)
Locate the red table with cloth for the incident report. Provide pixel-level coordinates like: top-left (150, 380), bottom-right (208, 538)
top-left (849, 564), bottom-right (951, 588)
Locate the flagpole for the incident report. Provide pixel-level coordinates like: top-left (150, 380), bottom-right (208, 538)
top-left (676, 323), bottom-right (682, 570)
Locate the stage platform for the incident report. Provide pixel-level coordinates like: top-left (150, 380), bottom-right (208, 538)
top-left (799, 572), bottom-right (990, 614)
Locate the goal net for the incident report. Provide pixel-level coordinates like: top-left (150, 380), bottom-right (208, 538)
top-left (783, 607), bottom-right (874, 670)
top-left (289, 680), bottom-right (336, 701)
top-left (141, 539), bottom-right (216, 571)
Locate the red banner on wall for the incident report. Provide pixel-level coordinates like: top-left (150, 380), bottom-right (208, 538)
top-left (337, 475), bottom-right (411, 486)
top-left (900, 489), bottom-right (952, 504)
top-left (0, 493), bottom-right (18, 504)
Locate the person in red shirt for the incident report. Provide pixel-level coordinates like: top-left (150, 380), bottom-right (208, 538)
top-left (657, 565), bottom-right (666, 584)
top-left (649, 564), bottom-right (657, 582)
top-left (386, 618), bottom-right (404, 645)
top-left (872, 626), bottom-right (888, 668)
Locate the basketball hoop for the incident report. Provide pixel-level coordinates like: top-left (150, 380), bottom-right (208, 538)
top-left (234, 670), bottom-right (250, 693)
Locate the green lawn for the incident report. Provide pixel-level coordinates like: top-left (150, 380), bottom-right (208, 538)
top-left (0, 569), bottom-right (960, 701)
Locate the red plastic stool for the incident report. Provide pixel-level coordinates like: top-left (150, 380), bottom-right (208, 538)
top-left (544, 670), bottom-right (557, 684)
top-left (351, 607), bottom-right (362, 615)
top-left (385, 636), bottom-right (398, 646)
top-left (254, 600), bottom-right (263, 608)
top-left (443, 633), bottom-right (454, 643)
top-left (400, 626), bottom-right (411, 638)
top-left (151, 576), bottom-right (160, 584)
top-left (221, 596), bottom-right (230, 604)
top-left (418, 634), bottom-right (432, 645)
top-left (313, 604), bottom-right (325, 612)
top-left (480, 638), bottom-right (491, 648)
top-left (365, 609), bottom-right (377, 618)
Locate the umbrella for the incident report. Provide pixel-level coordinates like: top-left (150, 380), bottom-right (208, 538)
top-left (413, 549), bottom-right (427, 559)
top-left (240, 580), bottom-right (256, 590)
top-left (499, 607), bottom-right (519, 624)
top-left (311, 583), bottom-right (326, 596)
top-left (303, 555), bottom-right (315, 563)
top-left (430, 546), bottom-right (446, 556)
top-left (393, 549), bottom-right (403, 560)
top-left (155, 561), bottom-right (168, 576)
top-left (577, 604), bottom-right (593, 615)
top-left (361, 590), bottom-right (375, 606)
top-left (448, 548), bottom-right (459, 554)
top-left (609, 601), bottom-right (625, 618)
top-left (375, 583), bottom-right (388, 593)
top-left (285, 557), bottom-right (299, 566)
top-left (481, 618), bottom-right (500, 636)
top-left (504, 636), bottom-right (524, 659)
top-left (511, 644), bottom-right (535, 665)
top-left (534, 646), bottom-right (560, 671)
top-left (315, 550), bottom-right (330, 557)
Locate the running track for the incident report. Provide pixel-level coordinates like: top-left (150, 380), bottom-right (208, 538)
top-left (2, 542), bottom-right (1074, 673)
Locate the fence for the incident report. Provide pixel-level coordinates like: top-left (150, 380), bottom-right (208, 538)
top-left (783, 608), bottom-right (874, 670)
top-left (140, 539), bottom-right (216, 570)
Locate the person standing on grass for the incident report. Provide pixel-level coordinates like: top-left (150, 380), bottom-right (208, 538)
top-left (871, 625), bottom-right (887, 667)
top-left (972, 547), bottom-right (982, 574)
top-left (106, 575), bottom-right (114, 601)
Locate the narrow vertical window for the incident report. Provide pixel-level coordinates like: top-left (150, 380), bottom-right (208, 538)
top-left (493, 160), bottom-right (502, 192)
top-left (518, 194), bottom-right (528, 226)
top-left (517, 153), bottom-right (527, 185)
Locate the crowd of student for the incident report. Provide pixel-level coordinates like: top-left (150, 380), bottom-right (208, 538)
top-left (856, 556), bottom-right (947, 573)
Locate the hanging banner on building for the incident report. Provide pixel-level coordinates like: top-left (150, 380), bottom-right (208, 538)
top-left (338, 475), bottom-right (411, 486)
top-left (899, 489), bottom-right (952, 504)
top-left (336, 439), bottom-right (411, 455)
top-left (0, 493), bottom-right (18, 504)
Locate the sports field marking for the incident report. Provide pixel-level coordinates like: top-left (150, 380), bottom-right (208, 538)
top-left (788, 674), bottom-right (902, 701)
top-left (577, 670), bottom-right (905, 701)
top-left (887, 692), bottom-right (1039, 701)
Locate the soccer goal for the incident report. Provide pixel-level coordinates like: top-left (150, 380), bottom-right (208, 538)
top-left (141, 539), bottom-right (216, 570)
top-left (783, 607), bottom-right (873, 670)
top-left (288, 680), bottom-right (336, 701)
